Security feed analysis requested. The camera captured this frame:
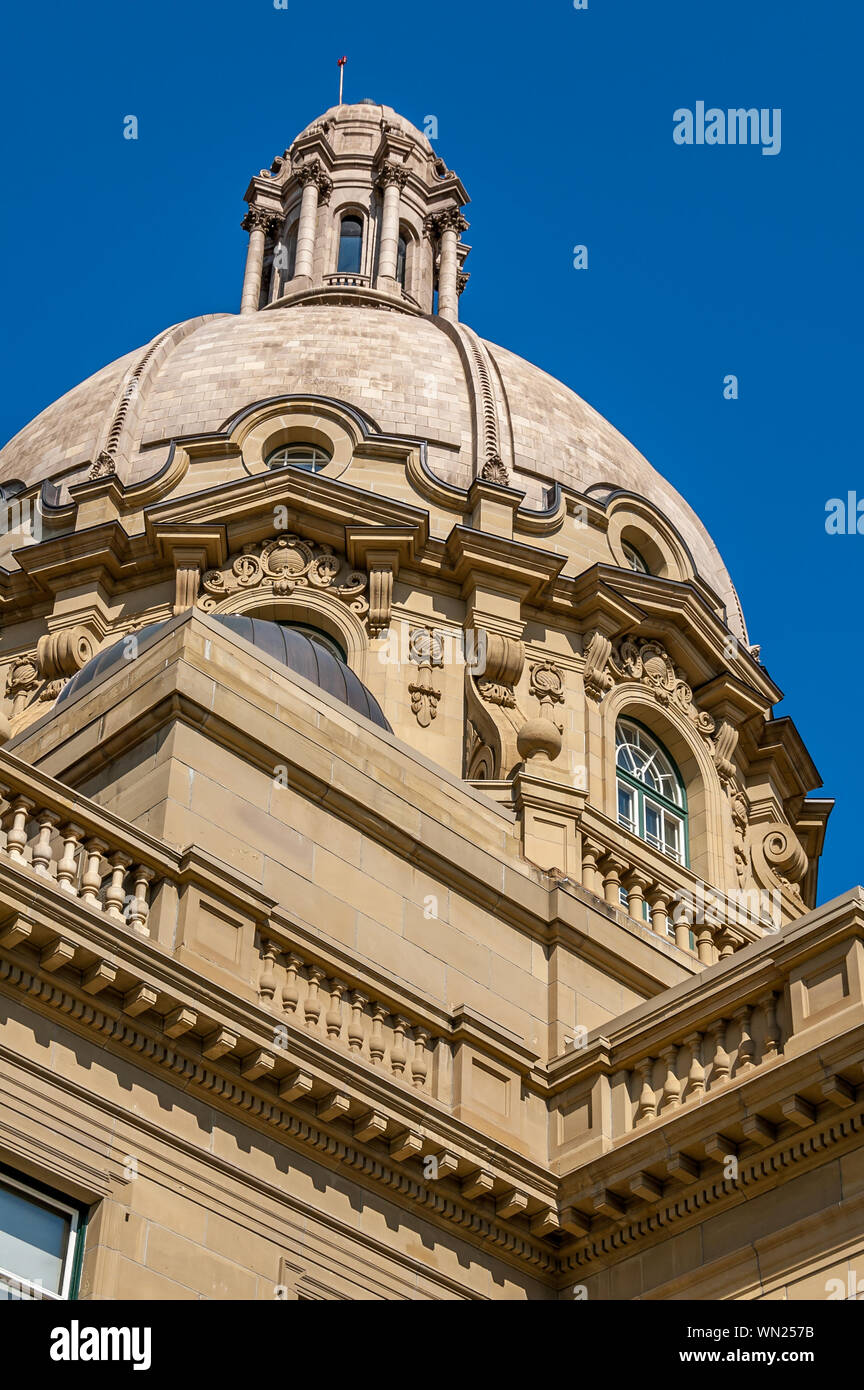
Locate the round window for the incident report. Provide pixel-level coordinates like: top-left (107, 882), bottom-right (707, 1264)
top-left (265, 444), bottom-right (332, 473)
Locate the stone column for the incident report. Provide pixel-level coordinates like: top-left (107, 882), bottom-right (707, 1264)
top-left (292, 162), bottom-right (332, 285)
top-left (429, 208), bottom-right (468, 323)
top-left (376, 163), bottom-right (408, 286)
top-left (240, 209), bottom-right (280, 315)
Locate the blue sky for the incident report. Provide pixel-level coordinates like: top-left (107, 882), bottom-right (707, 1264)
top-left (1, 0), bottom-right (860, 901)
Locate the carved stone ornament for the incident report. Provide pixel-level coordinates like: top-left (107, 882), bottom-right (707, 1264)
top-left (582, 630), bottom-right (614, 701)
top-left (408, 626), bottom-right (444, 728)
top-left (761, 825), bottom-right (807, 903)
top-left (465, 720), bottom-right (495, 779)
top-left (607, 638), bottom-right (716, 737)
top-left (477, 633), bottom-right (524, 709)
top-left (89, 450), bottom-right (116, 480)
top-left (5, 656), bottom-right (39, 716)
top-left (529, 658), bottom-right (565, 732)
top-left (199, 535), bottom-right (369, 619)
top-left (731, 788), bottom-right (750, 886)
top-left (479, 456), bottom-right (509, 485)
top-left (37, 627), bottom-right (96, 682)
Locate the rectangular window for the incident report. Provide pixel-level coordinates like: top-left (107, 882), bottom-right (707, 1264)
top-left (0, 1172), bottom-right (82, 1300)
top-left (662, 810), bottom-right (684, 863)
top-left (617, 782), bottom-right (637, 835)
top-left (644, 802), bottom-right (662, 850)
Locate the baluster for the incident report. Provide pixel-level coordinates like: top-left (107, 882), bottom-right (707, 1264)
top-left (600, 852), bottom-right (626, 908)
top-left (126, 866), bottom-right (155, 936)
top-left (580, 838), bottom-right (602, 896)
top-left (715, 927), bottom-right (737, 961)
top-left (258, 938), bottom-right (279, 1005)
top-left (759, 990), bottom-right (780, 1061)
top-left (80, 838), bottom-right (108, 906)
top-left (624, 870), bottom-right (648, 924)
top-left (281, 953), bottom-right (303, 1016)
top-left (104, 850), bottom-right (131, 921)
top-left (4, 796), bottom-right (35, 862)
top-left (708, 1019), bottom-right (730, 1088)
top-left (369, 1003), bottom-right (388, 1066)
top-left (635, 1057), bottom-right (657, 1123)
top-left (347, 991), bottom-right (368, 1052)
top-left (734, 1004), bottom-right (755, 1074)
top-left (303, 966), bottom-right (325, 1031)
top-left (55, 824), bottom-right (84, 894)
top-left (390, 1016), bottom-right (409, 1075)
top-left (684, 1031), bottom-right (705, 1099)
top-left (674, 902), bottom-right (694, 953)
top-left (31, 810), bottom-right (59, 877)
top-left (660, 1044), bottom-right (681, 1112)
top-left (325, 980), bottom-right (346, 1041)
top-left (411, 1028), bottom-right (431, 1089)
top-left (696, 925), bottom-right (715, 965)
top-left (648, 889), bottom-right (669, 937)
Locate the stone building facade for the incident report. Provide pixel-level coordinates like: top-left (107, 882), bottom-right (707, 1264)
top-left (0, 101), bottom-right (860, 1301)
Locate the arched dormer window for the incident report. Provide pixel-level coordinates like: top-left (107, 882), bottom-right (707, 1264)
top-left (622, 540), bottom-right (650, 574)
top-left (396, 233), bottom-right (408, 288)
top-left (616, 718), bottom-right (687, 865)
top-left (337, 215), bottom-right (363, 273)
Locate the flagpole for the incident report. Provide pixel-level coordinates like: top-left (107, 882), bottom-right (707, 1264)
top-left (338, 56), bottom-right (347, 106)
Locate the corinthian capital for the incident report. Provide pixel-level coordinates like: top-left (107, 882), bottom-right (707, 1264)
top-left (376, 161), bottom-right (408, 192)
top-left (295, 159), bottom-right (321, 187)
top-left (424, 207), bottom-right (469, 239)
top-left (241, 207), bottom-right (282, 237)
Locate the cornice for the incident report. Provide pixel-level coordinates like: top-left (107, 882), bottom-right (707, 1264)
top-left (0, 921), bottom-right (560, 1279)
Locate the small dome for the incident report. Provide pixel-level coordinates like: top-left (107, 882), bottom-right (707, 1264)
top-left (56, 615), bottom-right (392, 732)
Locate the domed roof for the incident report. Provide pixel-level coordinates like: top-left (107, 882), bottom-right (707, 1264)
top-left (0, 305), bottom-right (744, 635)
top-left (56, 613), bottom-right (392, 731)
top-left (293, 102), bottom-right (434, 155)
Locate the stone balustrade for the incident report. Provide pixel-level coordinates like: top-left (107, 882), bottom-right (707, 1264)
top-left (0, 753), bottom-right (454, 1108)
top-left (574, 806), bottom-right (770, 965)
top-left (323, 273), bottom-right (370, 288)
top-left (256, 934), bottom-right (437, 1093)
top-left (0, 762), bottom-right (168, 937)
top-left (623, 989), bottom-right (782, 1131)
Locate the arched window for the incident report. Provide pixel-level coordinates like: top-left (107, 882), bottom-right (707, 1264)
top-left (396, 233), bottom-right (408, 288)
top-left (616, 718), bottom-right (687, 864)
top-left (283, 222), bottom-right (298, 281)
top-left (623, 540), bottom-right (650, 574)
top-left (265, 443), bottom-right (331, 473)
top-left (337, 215), bottom-right (363, 273)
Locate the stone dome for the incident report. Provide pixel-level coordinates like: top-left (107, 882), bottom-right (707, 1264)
top-left (56, 613), bottom-right (392, 731)
top-left (0, 305), bottom-right (745, 636)
top-left (293, 102), bottom-right (434, 155)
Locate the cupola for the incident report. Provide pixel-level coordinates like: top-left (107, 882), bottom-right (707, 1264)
top-left (239, 102), bottom-right (471, 320)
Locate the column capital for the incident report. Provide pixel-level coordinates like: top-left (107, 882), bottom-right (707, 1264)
top-left (294, 159), bottom-right (333, 204)
top-left (241, 207), bottom-right (282, 237)
top-left (376, 161), bottom-right (408, 193)
top-left (424, 207), bottom-right (469, 239)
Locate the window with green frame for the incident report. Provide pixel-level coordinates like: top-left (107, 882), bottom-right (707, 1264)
top-left (615, 718), bottom-right (688, 867)
top-left (0, 1166), bottom-right (87, 1300)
